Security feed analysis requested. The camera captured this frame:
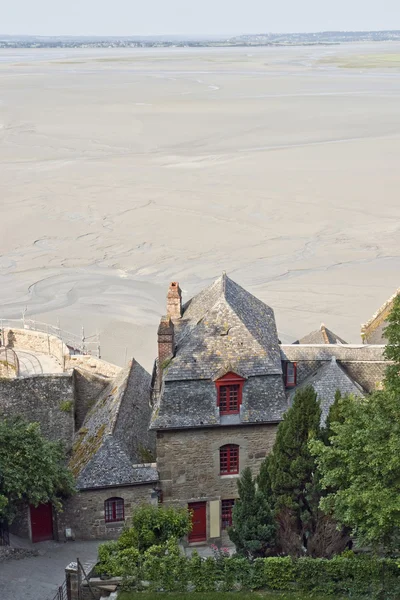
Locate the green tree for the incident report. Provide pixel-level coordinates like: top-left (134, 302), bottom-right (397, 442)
top-left (383, 293), bottom-right (400, 393)
top-left (265, 385), bottom-right (321, 552)
top-left (228, 467), bottom-right (276, 558)
top-left (0, 416), bottom-right (75, 523)
top-left (311, 390), bottom-right (400, 550)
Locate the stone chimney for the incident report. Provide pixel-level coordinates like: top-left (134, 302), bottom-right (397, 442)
top-left (167, 282), bottom-right (182, 320)
top-left (158, 315), bottom-right (175, 368)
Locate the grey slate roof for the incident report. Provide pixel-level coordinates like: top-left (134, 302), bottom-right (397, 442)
top-left (281, 344), bottom-right (387, 394)
top-left (294, 324), bottom-right (347, 345)
top-left (70, 359), bottom-right (158, 490)
top-left (76, 436), bottom-right (158, 489)
top-left (288, 357), bottom-right (365, 425)
top-left (165, 274), bottom-right (282, 381)
top-left (151, 274), bottom-right (288, 430)
top-left (280, 344), bottom-right (385, 362)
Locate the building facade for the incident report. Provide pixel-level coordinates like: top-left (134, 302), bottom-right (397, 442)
top-left (151, 276), bottom-right (388, 545)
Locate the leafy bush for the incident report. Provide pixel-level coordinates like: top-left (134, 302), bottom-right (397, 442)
top-left (96, 504), bottom-right (191, 577)
top-left (131, 504), bottom-right (191, 551)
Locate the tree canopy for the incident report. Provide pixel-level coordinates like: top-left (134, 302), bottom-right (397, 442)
top-left (311, 390), bottom-right (400, 549)
top-left (0, 416), bottom-right (75, 523)
top-left (266, 386), bottom-right (321, 548)
top-left (228, 467), bottom-right (276, 558)
top-left (310, 295), bottom-right (400, 550)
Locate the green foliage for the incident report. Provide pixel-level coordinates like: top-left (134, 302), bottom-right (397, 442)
top-left (59, 400), bottom-right (73, 413)
top-left (97, 505), bottom-right (192, 577)
top-left (264, 556), bottom-right (296, 590)
top-left (117, 553), bottom-right (400, 597)
top-left (119, 593), bottom-right (344, 600)
top-left (264, 386), bottom-right (322, 553)
top-left (267, 385), bottom-right (321, 511)
top-left (311, 390), bottom-right (400, 550)
top-left (0, 416), bottom-right (75, 523)
top-left (384, 293), bottom-right (400, 393)
top-left (228, 467), bottom-right (276, 558)
top-left (131, 504), bottom-right (192, 551)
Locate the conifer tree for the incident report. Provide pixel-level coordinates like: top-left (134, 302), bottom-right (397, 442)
top-left (266, 385), bottom-right (322, 551)
top-left (228, 467), bottom-right (276, 558)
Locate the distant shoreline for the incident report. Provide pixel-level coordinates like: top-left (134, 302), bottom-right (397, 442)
top-left (1, 30), bottom-right (400, 49)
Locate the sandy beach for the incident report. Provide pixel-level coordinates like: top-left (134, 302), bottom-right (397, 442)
top-left (1, 43), bottom-right (399, 369)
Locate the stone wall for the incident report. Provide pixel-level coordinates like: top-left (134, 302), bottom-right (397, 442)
top-left (157, 424), bottom-right (277, 543)
top-left (73, 369), bottom-right (111, 430)
top-left (66, 355), bottom-right (122, 378)
top-left (114, 360), bottom-right (156, 463)
top-left (0, 374), bottom-right (75, 447)
top-left (57, 484), bottom-right (155, 540)
top-left (4, 327), bottom-right (69, 367)
top-left (362, 321), bottom-right (386, 345)
top-left (158, 424), bottom-right (277, 500)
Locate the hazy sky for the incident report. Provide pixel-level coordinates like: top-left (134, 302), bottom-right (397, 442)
top-left (3, 0), bottom-right (400, 36)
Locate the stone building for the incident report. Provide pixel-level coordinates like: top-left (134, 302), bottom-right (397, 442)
top-left (57, 359), bottom-right (158, 540)
top-left (1, 332), bottom-right (157, 542)
top-left (1, 276), bottom-right (395, 545)
top-left (361, 287), bottom-right (400, 344)
top-left (151, 275), bottom-right (388, 546)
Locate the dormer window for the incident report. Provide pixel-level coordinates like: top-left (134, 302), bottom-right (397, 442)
top-left (285, 362), bottom-right (297, 387)
top-left (215, 372), bottom-right (245, 415)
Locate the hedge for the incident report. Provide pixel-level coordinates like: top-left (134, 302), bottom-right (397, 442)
top-left (109, 549), bottom-right (400, 598)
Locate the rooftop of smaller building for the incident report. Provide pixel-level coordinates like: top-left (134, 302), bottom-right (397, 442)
top-left (294, 323), bottom-right (348, 345)
top-left (288, 356), bottom-right (365, 425)
top-left (70, 359), bottom-right (157, 490)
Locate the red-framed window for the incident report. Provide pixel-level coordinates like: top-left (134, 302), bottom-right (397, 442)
top-left (220, 444), bottom-right (239, 475)
top-left (215, 372), bottom-right (245, 415)
top-left (104, 497), bottom-right (124, 523)
top-left (285, 362), bottom-right (297, 387)
top-left (221, 499), bottom-right (235, 529)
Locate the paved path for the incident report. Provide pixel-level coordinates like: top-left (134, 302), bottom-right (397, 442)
top-left (16, 350), bottom-right (63, 376)
top-left (0, 539), bottom-right (100, 600)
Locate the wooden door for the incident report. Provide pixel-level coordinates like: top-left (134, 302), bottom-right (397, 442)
top-left (30, 503), bottom-right (53, 543)
top-left (188, 501), bottom-right (207, 543)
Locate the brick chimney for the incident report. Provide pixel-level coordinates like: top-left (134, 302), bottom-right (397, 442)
top-left (158, 315), bottom-right (175, 368)
top-left (167, 282), bottom-right (182, 320)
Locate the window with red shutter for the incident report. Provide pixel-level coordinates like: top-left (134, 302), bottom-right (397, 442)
top-left (104, 497), bottom-right (125, 523)
top-left (215, 372), bottom-right (245, 415)
top-left (220, 444), bottom-right (239, 475)
top-left (221, 499), bottom-right (235, 529)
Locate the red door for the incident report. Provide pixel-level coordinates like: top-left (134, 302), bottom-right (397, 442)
top-left (188, 502), bottom-right (207, 543)
top-left (30, 503), bottom-right (53, 543)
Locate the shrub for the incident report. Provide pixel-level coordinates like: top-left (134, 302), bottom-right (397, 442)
top-left (131, 504), bottom-right (192, 551)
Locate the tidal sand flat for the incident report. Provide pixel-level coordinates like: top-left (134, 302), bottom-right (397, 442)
top-left (1, 44), bottom-right (400, 368)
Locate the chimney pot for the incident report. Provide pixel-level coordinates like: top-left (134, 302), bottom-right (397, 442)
top-left (167, 281), bottom-right (182, 320)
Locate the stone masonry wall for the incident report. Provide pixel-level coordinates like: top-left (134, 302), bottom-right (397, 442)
top-left (4, 327), bottom-right (68, 366)
top-left (73, 369), bottom-right (110, 430)
top-left (157, 424), bottom-right (277, 504)
top-left (57, 484), bottom-right (155, 540)
top-left (66, 354), bottom-right (122, 378)
top-left (0, 374), bottom-right (75, 448)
